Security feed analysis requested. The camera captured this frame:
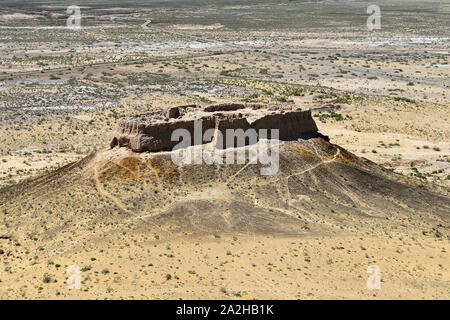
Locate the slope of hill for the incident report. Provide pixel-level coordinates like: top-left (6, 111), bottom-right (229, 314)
top-left (0, 137), bottom-right (448, 299)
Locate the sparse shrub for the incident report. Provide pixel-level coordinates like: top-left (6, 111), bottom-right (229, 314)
top-left (43, 273), bottom-right (52, 283)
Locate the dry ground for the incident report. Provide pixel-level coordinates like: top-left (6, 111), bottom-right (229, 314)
top-left (0, 0), bottom-right (449, 300)
top-left (0, 139), bottom-right (448, 299)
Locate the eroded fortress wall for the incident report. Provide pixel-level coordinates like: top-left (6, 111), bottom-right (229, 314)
top-left (111, 104), bottom-right (319, 152)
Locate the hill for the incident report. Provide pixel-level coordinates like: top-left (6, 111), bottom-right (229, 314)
top-left (0, 136), bottom-right (448, 299)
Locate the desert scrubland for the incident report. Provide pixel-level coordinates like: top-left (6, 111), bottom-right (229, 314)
top-left (0, 0), bottom-right (448, 299)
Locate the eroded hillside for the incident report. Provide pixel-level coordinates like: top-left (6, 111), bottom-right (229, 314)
top-left (0, 137), bottom-right (448, 299)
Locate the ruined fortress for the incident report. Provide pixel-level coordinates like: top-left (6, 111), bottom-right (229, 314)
top-left (110, 103), bottom-right (320, 152)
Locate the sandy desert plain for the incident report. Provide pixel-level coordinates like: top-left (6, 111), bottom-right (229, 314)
top-left (0, 0), bottom-right (449, 299)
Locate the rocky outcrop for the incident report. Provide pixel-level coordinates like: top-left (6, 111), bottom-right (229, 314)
top-left (110, 103), bottom-right (319, 152)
